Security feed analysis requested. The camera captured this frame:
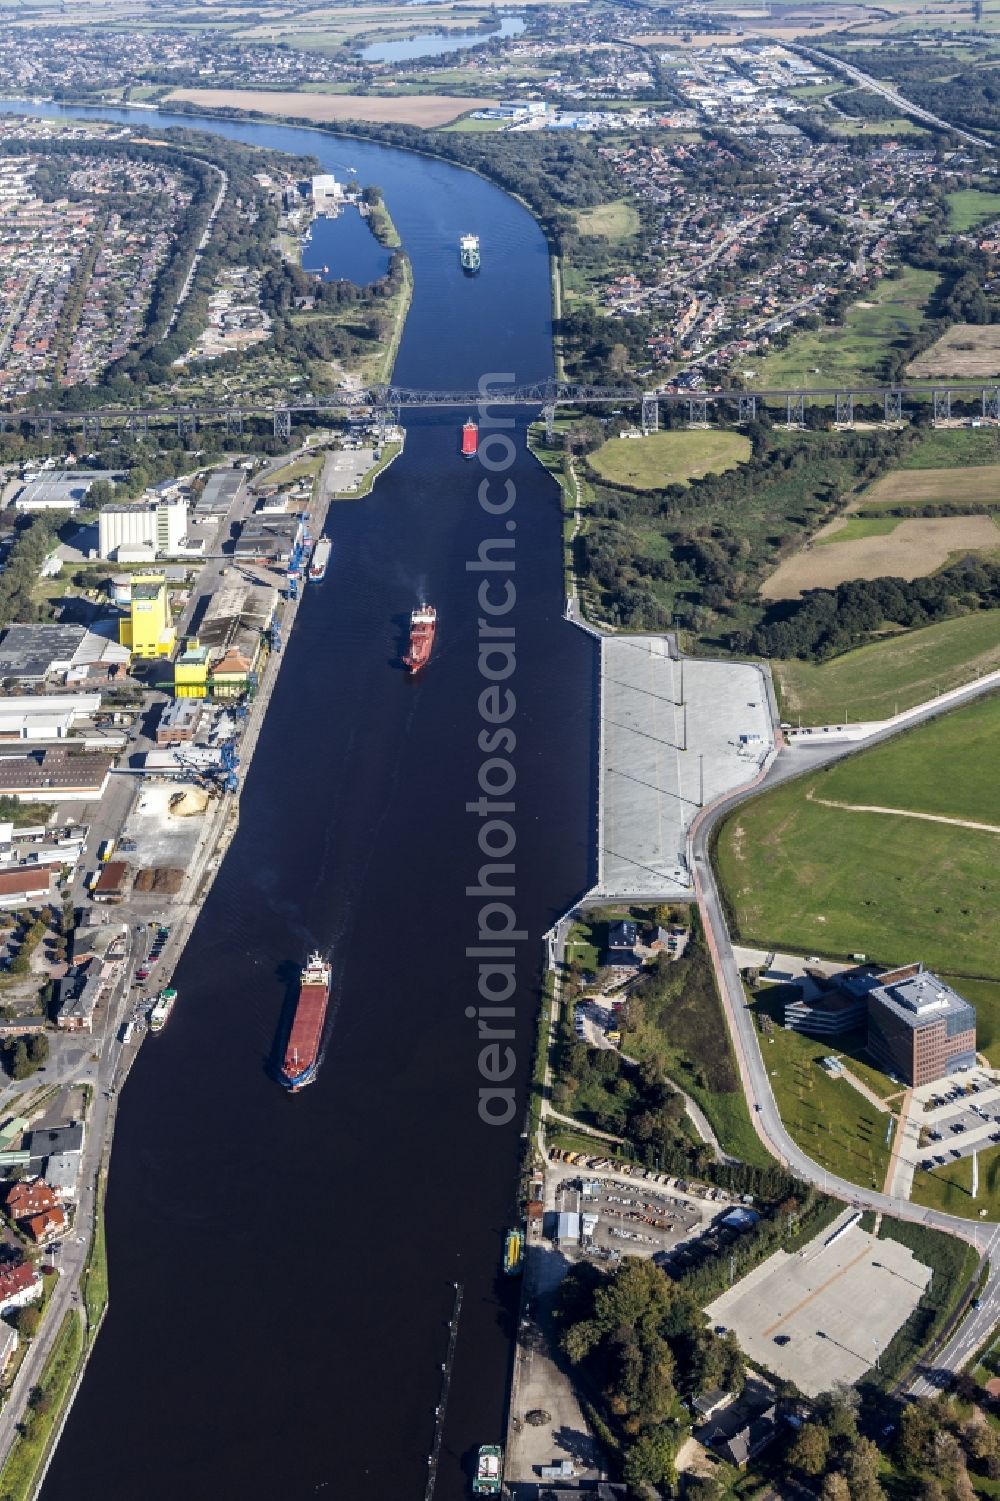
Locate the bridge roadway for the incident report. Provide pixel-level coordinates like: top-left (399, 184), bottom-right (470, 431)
top-left (4, 379), bottom-right (1000, 433)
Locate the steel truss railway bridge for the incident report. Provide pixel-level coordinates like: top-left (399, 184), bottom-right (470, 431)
top-left (3, 381), bottom-right (999, 444)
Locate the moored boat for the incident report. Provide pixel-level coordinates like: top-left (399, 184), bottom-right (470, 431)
top-left (403, 603), bottom-right (436, 674)
top-left (148, 987), bottom-right (178, 1033)
top-left (503, 1227), bottom-right (523, 1276)
top-left (281, 952), bottom-right (332, 1091)
top-left (472, 1444), bottom-right (503, 1496)
top-left (309, 537), bottom-right (332, 581)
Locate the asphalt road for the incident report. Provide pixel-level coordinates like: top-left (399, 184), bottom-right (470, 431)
top-left (689, 673), bottom-right (1000, 1390)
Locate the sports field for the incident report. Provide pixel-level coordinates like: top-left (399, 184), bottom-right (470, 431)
top-left (587, 429), bottom-right (751, 490)
top-left (761, 514), bottom-right (999, 598)
top-left (855, 462), bottom-right (1000, 511)
top-left (575, 200), bottom-right (640, 240)
top-left (772, 611), bottom-right (1000, 724)
top-left (743, 265), bottom-right (938, 391)
top-left (165, 88), bottom-right (497, 126)
top-left (715, 695), bottom-right (1000, 979)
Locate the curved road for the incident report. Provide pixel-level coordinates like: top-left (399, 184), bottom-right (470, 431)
top-left (688, 673), bottom-right (1000, 1389)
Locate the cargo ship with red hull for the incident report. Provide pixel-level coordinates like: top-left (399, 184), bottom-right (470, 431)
top-left (403, 603), bottom-right (437, 674)
top-left (280, 952), bottom-right (332, 1092)
top-left (461, 419), bottom-right (478, 458)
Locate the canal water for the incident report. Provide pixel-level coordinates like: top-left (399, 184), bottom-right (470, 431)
top-left (301, 207), bottom-right (392, 287)
top-left (2, 104), bottom-right (597, 1499)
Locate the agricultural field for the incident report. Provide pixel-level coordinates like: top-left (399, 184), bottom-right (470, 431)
top-left (772, 610), bottom-right (1000, 724)
top-left (574, 199), bottom-right (640, 240)
top-left (907, 324), bottom-right (1000, 378)
top-left (854, 461), bottom-right (1000, 511)
top-left (761, 514), bottom-right (1000, 598)
top-left (947, 187), bottom-right (1000, 231)
top-left (587, 428), bottom-right (751, 490)
top-left (742, 265), bottom-right (938, 391)
top-left (715, 695), bottom-right (1000, 979)
top-left (164, 88), bottom-right (496, 126)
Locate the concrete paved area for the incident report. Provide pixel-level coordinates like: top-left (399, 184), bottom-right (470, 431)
top-left (504, 1245), bottom-right (606, 1491)
top-left (325, 446), bottom-right (374, 493)
top-left (598, 640), bottom-right (771, 896)
top-left (706, 1213), bottom-right (931, 1396)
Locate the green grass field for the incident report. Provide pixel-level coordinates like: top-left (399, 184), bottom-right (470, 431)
top-left (772, 611), bottom-right (1000, 725)
top-left (744, 265), bottom-right (939, 390)
top-left (901, 427), bottom-right (1000, 468)
top-left (575, 199), bottom-right (640, 239)
top-left (816, 516), bottom-right (900, 545)
top-left (587, 428), bottom-right (751, 490)
top-left (716, 695), bottom-right (1000, 979)
top-left (751, 989), bottom-right (893, 1187)
top-left (911, 1141), bottom-right (1000, 1220)
top-left (943, 974), bottom-right (1000, 1064)
top-left (947, 188), bottom-right (1000, 232)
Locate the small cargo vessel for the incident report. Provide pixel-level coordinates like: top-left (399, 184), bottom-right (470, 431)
top-left (461, 419), bottom-right (478, 458)
top-left (148, 987), bottom-right (178, 1033)
top-left (403, 603), bottom-right (437, 674)
top-left (503, 1227), bottom-right (523, 1277)
top-left (460, 233), bottom-right (481, 274)
top-left (472, 1445), bottom-right (503, 1496)
top-left (281, 952), bottom-right (332, 1092)
top-left (309, 537), bottom-right (332, 581)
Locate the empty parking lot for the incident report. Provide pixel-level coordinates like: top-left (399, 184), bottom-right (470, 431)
top-left (706, 1214), bottom-right (931, 1396)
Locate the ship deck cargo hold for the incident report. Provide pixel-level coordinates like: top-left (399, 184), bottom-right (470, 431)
top-left (281, 952), bottom-right (332, 1091)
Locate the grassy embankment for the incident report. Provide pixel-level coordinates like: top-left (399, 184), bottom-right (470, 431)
top-left (0, 1312), bottom-right (85, 1501)
top-left (772, 610), bottom-right (1000, 724)
top-left (715, 694), bottom-right (1000, 980)
top-left (749, 985), bottom-right (896, 1187)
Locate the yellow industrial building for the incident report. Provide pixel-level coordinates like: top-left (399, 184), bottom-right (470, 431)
top-left (118, 575), bottom-right (176, 659)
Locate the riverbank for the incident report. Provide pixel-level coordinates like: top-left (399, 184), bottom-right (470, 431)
top-left (0, 462), bottom-right (351, 1495)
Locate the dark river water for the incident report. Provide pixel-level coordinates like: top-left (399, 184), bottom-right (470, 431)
top-left (2, 103), bottom-right (597, 1500)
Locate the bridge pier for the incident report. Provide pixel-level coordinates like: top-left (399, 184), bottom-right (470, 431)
top-left (82, 413), bottom-right (101, 446)
top-left (273, 409), bottom-right (292, 443)
top-left (687, 396), bottom-right (708, 426)
top-left (738, 394), bottom-right (756, 424)
top-left (835, 392), bottom-right (854, 427)
top-left (884, 390), bottom-right (902, 424)
top-left (983, 387), bottom-right (1000, 423)
top-left (227, 411), bottom-right (244, 439)
top-left (641, 392), bottom-right (658, 434)
top-left (933, 389), bottom-right (951, 423)
top-left (127, 414), bottom-right (148, 443)
top-left (31, 417), bottom-right (53, 441)
top-left (786, 394), bottom-right (804, 427)
top-left (177, 412), bottom-right (196, 444)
